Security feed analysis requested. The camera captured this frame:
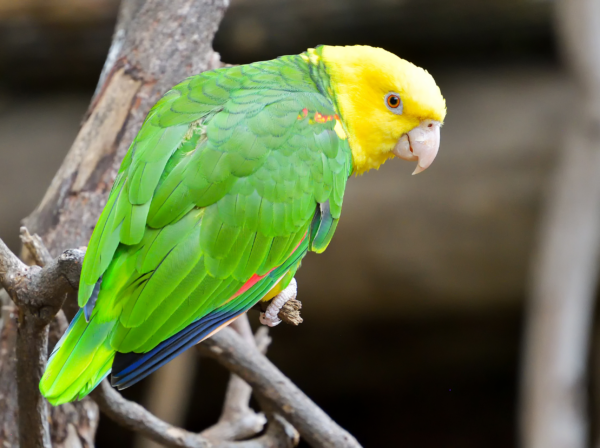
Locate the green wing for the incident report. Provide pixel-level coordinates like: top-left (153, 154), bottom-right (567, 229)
top-left (78, 56), bottom-right (351, 354)
top-left (42, 56), bottom-right (352, 404)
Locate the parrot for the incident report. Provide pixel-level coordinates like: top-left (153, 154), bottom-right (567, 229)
top-left (40, 45), bottom-right (446, 405)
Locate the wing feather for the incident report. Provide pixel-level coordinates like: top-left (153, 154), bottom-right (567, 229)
top-left (78, 56), bottom-right (352, 389)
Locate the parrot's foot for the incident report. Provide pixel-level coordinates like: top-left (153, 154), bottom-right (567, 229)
top-left (260, 278), bottom-right (297, 327)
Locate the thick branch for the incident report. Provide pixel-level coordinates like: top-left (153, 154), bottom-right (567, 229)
top-left (15, 313), bottom-right (51, 448)
top-left (19, 228), bottom-right (72, 356)
top-left (0, 301), bottom-right (19, 446)
top-left (200, 328), bottom-right (362, 448)
top-left (0, 239), bottom-right (81, 448)
top-left (23, 0), bottom-right (228, 256)
top-left (93, 0), bottom-right (146, 101)
top-left (0, 238), bottom-right (83, 326)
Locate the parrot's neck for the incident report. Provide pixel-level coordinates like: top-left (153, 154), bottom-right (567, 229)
top-left (302, 47), bottom-right (395, 175)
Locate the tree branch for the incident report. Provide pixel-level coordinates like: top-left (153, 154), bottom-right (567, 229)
top-left (91, 380), bottom-right (212, 448)
top-left (23, 0), bottom-right (227, 256)
top-left (0, 237), bottom-right (85, 448)
top-left (20, 227), bottom-right (53, 267)
top-left (91, 317), bottom-right (298, 448)
top-left (91, 379), bottom-right (297, 448)
top-left (199, 328), bottom-right (362, 448)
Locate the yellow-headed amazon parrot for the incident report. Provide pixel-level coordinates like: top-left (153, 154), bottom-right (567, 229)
top-left (40, 45), bottom-right (446, 405)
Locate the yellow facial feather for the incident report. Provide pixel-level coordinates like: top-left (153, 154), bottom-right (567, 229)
top-left (317, 45), bottom-right (446, 174)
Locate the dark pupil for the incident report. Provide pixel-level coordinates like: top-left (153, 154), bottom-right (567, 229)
top-left (388, 96), bottom-right (399, 107)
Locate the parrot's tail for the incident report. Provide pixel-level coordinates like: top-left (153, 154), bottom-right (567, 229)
top-left (40, 310), bottom-right (116, 405)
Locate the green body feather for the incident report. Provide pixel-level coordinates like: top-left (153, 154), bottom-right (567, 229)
top-left (41, 53), bottom-right (352, 405)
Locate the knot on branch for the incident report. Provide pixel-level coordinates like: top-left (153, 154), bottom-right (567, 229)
top-left (56, 249), bottom-right (86, 291)
top-left (0, 233), bottom-right (85, 326)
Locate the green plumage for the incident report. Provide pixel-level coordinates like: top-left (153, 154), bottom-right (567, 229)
top-left (41, 53), bottom-right (353, 405)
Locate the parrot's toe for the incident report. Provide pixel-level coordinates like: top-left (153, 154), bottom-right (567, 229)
top-left (260, 278), bottom-right (298, 327)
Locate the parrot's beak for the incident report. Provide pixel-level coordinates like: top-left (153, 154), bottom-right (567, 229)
top-left (392, 119), bottom-right (441, 175)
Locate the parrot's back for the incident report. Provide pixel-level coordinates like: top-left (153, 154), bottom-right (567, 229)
top-left (40, 53), bottom-right (353, 405)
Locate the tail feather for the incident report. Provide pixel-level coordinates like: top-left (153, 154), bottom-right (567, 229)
top-left (40, 310), bottom-right (116, 405)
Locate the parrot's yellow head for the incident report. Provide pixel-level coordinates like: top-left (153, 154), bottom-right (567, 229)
top-left (316, 45), bottom-right (446, 175)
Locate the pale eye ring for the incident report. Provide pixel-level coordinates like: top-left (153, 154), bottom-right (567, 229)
top-left (385, 92), bottom-right (403, 115)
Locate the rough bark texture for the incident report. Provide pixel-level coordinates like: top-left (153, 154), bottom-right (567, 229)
top-left (0, 0), bottom-right (228, 446)
top-left (16, 318), bottom-right (51, 448)
top-left (0, 303), bottom-right (19, 448)
top-left (92, 380), bottom-right (298, 448)
top-left (520, 1), bottom-right (600, 447)
top-left (23, 0), bottom-right (225, 254)
top-left (0, 235), bottom-right (87, 448)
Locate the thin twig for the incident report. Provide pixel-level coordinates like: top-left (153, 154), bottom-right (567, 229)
top-left (279, 298), bottom-right (303, 326)
top-left (20, 227), bottom-right (53, 267)
top-left (254, 326), bottom-right (272, 353)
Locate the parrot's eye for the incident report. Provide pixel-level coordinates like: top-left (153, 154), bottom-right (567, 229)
top-left (385, 93), bottom-right (403, 115)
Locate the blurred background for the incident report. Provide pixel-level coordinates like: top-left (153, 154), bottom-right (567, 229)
top-left (0, 0), bottom-right (592, 447)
